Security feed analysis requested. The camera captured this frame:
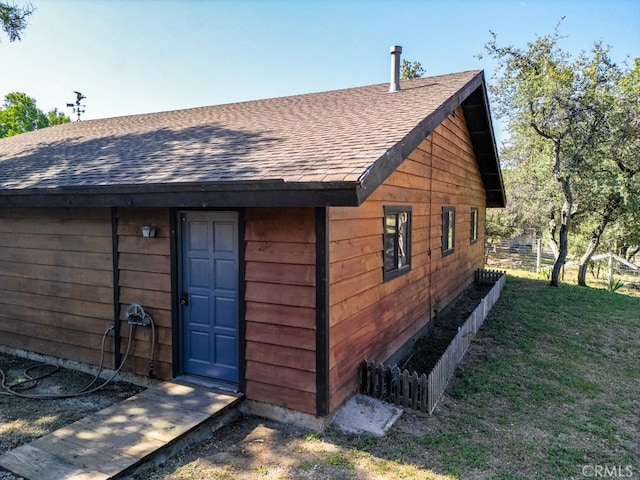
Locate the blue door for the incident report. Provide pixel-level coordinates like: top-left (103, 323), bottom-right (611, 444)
top-left (180, 211), bottom-right (239, 386)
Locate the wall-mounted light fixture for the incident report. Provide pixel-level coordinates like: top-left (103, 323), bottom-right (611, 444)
top-left (140, 224), bottom-right (158, 238)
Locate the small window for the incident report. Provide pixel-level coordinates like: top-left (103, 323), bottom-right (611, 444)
top-left (442, 206), bottom-right (456, 256)
top-left (470, 207), bottom-right (479, 244)
top-left (383, 206), bottom-right (412, 281)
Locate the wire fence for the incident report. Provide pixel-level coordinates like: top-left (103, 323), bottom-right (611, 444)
top-left (485, 239), bottom-right (640, 292)
top-left (485, 239), bottom-right (554, 274)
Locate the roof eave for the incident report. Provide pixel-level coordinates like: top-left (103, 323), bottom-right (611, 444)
top-left (461, 73), bottom-right (506, 208)
top-left (0, 180), bottom-right (360, 208)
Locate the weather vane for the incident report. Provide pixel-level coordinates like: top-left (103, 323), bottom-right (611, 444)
top-left (66, 91), bottom-right (86, 121)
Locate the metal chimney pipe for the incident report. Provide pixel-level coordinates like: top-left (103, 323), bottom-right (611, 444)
top-left (389, 45), bottom-right (402, 92)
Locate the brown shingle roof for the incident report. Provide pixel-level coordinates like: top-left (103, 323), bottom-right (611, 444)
top-left (0, 70), bottom-right (505, 207)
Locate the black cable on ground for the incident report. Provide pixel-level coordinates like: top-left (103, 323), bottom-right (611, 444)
top-left (0, 323), bottom-right (135, 400)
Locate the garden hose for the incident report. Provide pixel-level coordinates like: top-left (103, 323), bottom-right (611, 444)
top-left (0, 323), bottom-right (135, 400)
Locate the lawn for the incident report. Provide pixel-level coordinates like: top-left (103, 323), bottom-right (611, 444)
top-left (144, 270), bottom-right (639, 479)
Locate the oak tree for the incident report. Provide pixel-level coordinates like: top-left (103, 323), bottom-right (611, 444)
top-left (482, 21), bottom-right (639, 286)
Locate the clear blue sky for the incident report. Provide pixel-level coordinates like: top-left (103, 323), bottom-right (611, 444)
top-left (2, 0), bottom-right (639, 131)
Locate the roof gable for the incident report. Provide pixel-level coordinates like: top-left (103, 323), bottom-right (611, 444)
top-left (354, 71), bottom-right (505, 207)
top-left (0, 70), bottom-right (505, 208)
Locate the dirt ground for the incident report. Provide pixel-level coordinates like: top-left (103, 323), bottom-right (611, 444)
top-left (140, 416), bottom-right (340, 480)
top-left (0, 352), bottom-right (145, 480)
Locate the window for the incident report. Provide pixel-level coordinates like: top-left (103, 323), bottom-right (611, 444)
top-left (442, 206), bottom-right (455, 255)
top-left (470, 207), bottom-right (479, 244)
top-left (383, 206), bottom-right (412, 281)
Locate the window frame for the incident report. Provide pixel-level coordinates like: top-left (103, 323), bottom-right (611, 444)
top-left (470, 207), bottom-right (479, 244)
top-left (383, 205), bottom-right (412, 281)
top-left (442, 206), bottom-right (456, 256)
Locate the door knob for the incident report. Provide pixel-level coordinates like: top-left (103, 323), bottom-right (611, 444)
top-left (181, 292), bottom-right (189, 306)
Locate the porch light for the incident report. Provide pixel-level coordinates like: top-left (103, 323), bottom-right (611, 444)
top-left (140, 224), bottom-right (157, 238)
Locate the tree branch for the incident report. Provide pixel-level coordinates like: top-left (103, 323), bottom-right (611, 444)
top-left (0, 2), bottom-right (35, 42)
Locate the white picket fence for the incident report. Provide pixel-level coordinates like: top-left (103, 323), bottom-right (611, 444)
top-left (360, 270), bottom-right (506, 414)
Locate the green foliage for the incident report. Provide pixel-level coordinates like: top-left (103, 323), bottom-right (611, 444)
top-left (400, 59), bottom-right (425, 80)
top-left (322, 452), bottom-right (352, 468)
top-left (539, 266), bottom-right (552, 280)
top-left (487, 135), bottom-right (561, 240)
top-left (611, 210), bottom-right (640, 259)
top-left (0, 92), bottom-right (70, 138)
top-left (47, 108), bottom-right (70, 126)
top-left (0, 1), bottom-right (33, 42)
top-left (607, 277), bottom-right (624, 292)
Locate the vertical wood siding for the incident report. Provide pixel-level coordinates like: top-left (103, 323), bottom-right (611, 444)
top-left (244, 207), bottom-right (317, 414)
top-left (328, 107), bottom-right (486, 411)
top-left (116, 208), bottom-right (172, 379)
top-left (0, 208), bottom-right (115, 366)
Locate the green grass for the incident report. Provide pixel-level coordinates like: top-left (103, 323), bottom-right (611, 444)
top-left (319, 271), bottom-right (640, 478)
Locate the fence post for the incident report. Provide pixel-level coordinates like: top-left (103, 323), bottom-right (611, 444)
top-left (402, 369), bottom-right (410, 408)
top-left (536, 238), bottom-right (542, 273)
top-left (391, 367), bottom-right (400, 404)
top-left (420, 374), bottom-right (428, 412)
top-left (607, 253), bottom-right (614, 283)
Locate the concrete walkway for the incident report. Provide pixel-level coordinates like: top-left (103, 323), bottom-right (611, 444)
top-left (0, 381), bottom-right (242, 480)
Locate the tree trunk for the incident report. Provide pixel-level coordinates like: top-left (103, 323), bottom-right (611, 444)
top-left (548, 214), bottom-right (560, 260)
top-left (578, 226), bottom-right (605, 287)
top-left (577, 195), bottom-right (620, 286)
top-left (549, 141), bottom-right (573, 287)
top-left (550, 202), bottom-right (571, 287)
top-left (577, 238), bottom-right (599, 286)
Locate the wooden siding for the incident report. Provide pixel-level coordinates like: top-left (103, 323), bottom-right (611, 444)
top-left (0, 208), bottom-right (115, 367)
top-left (116, 208), bottom-right (172, 380)
top-left (244, 207), bottom-right (317, 414)
top-left (430, 111), bottom-right (486, 310)
top-left (328, 107), bottom-right (486, 411)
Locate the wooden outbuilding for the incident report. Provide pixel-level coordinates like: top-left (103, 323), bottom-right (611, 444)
top-left (0, 68), bottom-right (504, 419)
